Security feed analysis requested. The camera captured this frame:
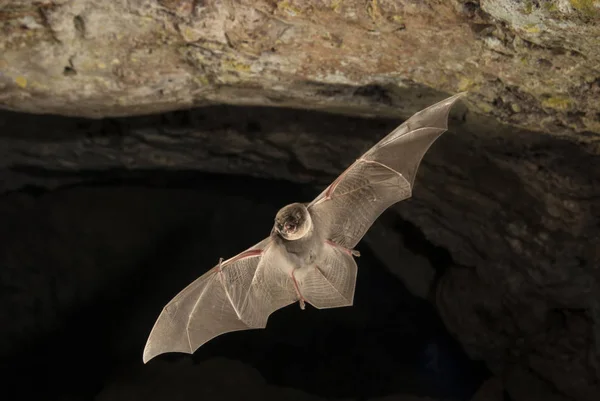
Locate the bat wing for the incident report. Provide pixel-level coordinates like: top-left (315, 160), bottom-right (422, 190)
top-left (308, 93), bottom-right (465, 249)
top-left (299, 241), bottom-right (358, 309)
top-left (142, 237), bottom-right (297, 363)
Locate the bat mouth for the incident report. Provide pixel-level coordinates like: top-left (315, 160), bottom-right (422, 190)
top-left (274, 203), bottom-right (312, 241)
top-left (276, 217), bottom-right (310, 240)
top-left (275, 220), bottom-right (298, 238)
top-left (283, 221), bottom-right (298, 234)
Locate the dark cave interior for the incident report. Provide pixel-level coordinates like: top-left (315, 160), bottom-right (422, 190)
top-left (1, 2), bottom-right (599, 398)
top-left (0, 168), bottom-right (491, 401)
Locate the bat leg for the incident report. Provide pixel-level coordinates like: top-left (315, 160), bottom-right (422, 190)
top-left (217, 257), bottom-right (224, 270)
top-left (290, 269), bottom-right (306, 310)
top-left (325, 240), bottom-right (361, 258)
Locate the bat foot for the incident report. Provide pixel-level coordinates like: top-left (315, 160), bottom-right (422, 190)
top-left (290, 269), bottom-right (307, 310)
top-left (325, 240), bottom-right (360, 258)
top-left (215, 257), bottom-right (224, 272)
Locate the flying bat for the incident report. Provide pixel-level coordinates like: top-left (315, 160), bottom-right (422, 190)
top-left (142, 92), bottom-right (465, 363)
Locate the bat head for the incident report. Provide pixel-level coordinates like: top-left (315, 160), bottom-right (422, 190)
top-left (273, 202), bottom-right (313, 241)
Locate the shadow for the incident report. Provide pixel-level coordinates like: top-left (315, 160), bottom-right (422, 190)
top-left (0, 170), bottom-right (489, 401)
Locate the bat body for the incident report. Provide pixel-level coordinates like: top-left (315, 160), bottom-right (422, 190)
top-left (142, 93), bottom-right (466, 363)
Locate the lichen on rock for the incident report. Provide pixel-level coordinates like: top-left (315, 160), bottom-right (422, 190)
top-left (1, 1), bottom-right (599, 401)
top-left (0, 0), bottom-right (598, 138)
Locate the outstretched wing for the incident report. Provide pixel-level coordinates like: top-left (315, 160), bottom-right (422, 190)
top-left (308, 93), bottom-right (465, 249)
top-left (142, 237), bottom-right (297, 363)
top-left (299, 242), bottom-right (358, 309)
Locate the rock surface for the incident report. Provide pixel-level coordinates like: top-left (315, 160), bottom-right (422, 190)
top-left (96, 358), bottom-right (447, 401)
top-left (1, 0), bottom-right (599, 138)
top-left (1, 1), bottom-right (599, 401)
top-left (0, 98), bottom-right (600, 400)
top-left (0, 180), bottom-right (487, 401)
top-left (1, 99), bottom-right (598, 401)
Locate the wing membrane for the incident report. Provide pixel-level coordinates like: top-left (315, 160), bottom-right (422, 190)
top-left (299, 243), bottom-right (358, 309)
top-left (142, 93), bottom-right (465, 363)
top-left (308, 93), bottom-right (464, 249)
top-left (142, 238), bottom-right (296, 363)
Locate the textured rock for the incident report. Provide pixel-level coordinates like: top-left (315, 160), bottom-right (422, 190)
top-left (469, 377), bottom-right (503, 401)
top-left (96, 358), bottom-right (448, 401)
top-left (0, 181), bottom-right (487, 401)
top-left (95, 358), bottom-right (349, 401)
top-left (1, 1), bottom-right (600, 401)
top-left (0, 0), bottom-right (599, 138)
top-left (1, 96), bottom-right (599, 401)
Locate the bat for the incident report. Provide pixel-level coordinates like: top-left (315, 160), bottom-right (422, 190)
top-left (142, 92), bottom-right (466, 363)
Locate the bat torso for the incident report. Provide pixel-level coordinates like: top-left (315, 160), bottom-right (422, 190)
top-left (271, 208), bottom-right (327, 275)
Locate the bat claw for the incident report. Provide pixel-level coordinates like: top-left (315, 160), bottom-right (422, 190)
top-left (351, 249), bottom-right (361, 257)
top-left (215, 257), bottom-right (224, 272)
top-left (299, 299), bottom-right (306, 310)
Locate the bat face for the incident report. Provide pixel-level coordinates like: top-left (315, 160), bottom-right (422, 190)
top-left (273, 202), bottom-right (313, 241)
